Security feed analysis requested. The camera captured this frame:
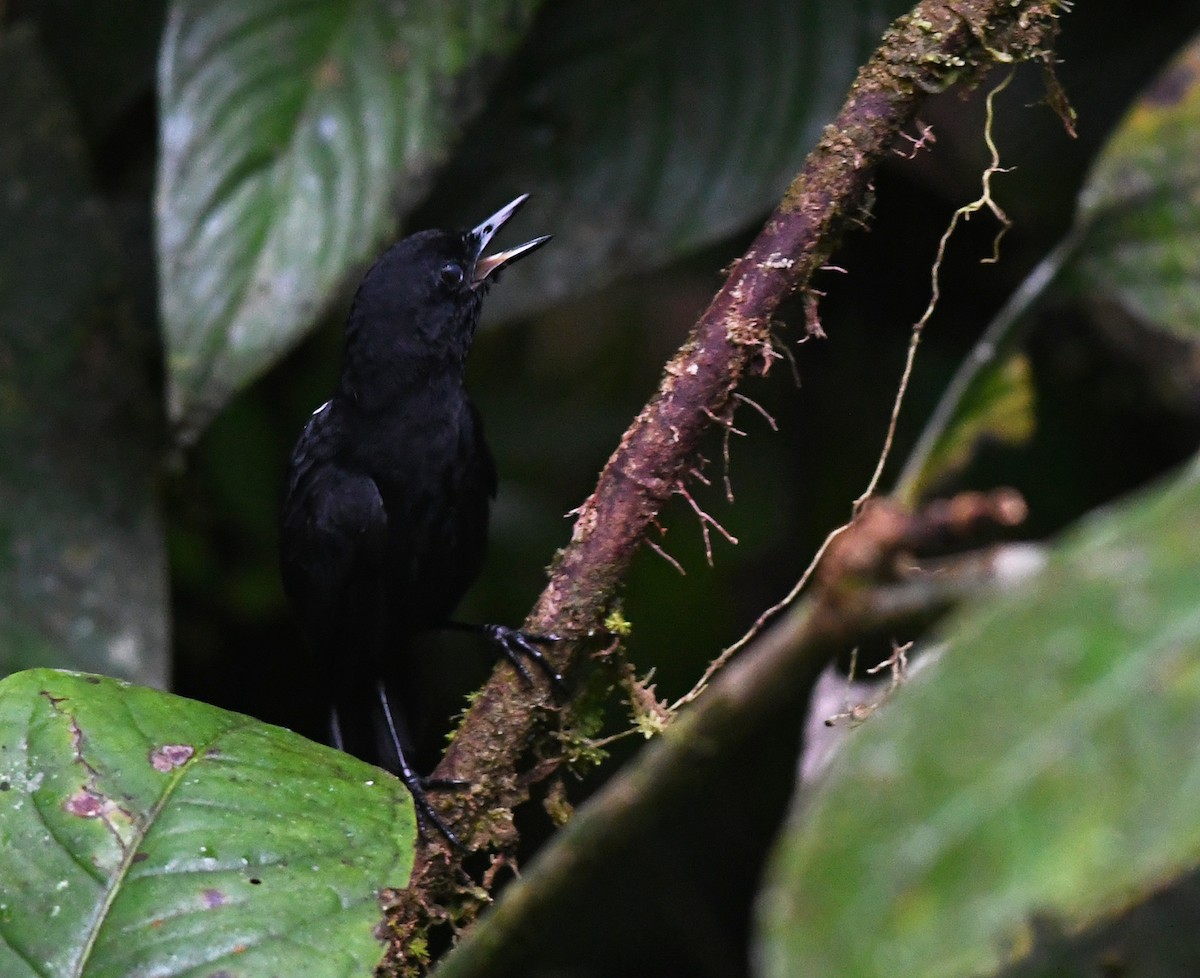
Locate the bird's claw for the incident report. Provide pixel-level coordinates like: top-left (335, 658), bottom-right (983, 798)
top-left (421, 775), bottom-right (470, 790)
top-left (484, 624), bottom-right (566, 693)
top-left (410, 790), bottom-right (465, 850)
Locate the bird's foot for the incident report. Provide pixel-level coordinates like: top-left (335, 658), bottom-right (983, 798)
top-left (481, 624), bottom-right (566, 694)
top-left (421, 775), bottom-right (470, 791)
top-left (407, 781), bottom-right (466, 850)
top-left (371, 682), bottom-right (469, 850)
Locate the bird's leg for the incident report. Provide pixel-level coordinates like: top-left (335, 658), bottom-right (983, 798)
top-left (329, 707), bottom-right (346, 752)
top-left (376, 681), bottom-right (465, 849)
top-left (443, 621), bottom-right (565, 693)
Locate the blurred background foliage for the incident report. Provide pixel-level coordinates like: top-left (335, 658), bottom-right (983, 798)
top-left (4, 0), bottom-right (1200, 974)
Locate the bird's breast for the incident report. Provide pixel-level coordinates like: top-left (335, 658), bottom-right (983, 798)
top-left (345, 394), bottom-right (492, 594)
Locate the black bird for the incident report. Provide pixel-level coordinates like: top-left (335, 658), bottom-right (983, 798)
top-left (279, 195), bottom-right (555, 842)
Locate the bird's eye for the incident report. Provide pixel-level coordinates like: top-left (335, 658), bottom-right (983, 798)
top-left (439, 262), bottom-right (465, 289)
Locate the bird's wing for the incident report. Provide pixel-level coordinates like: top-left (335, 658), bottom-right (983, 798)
top-left (280, 461), bottom-right (389, 655)
top-left (281, 462), bottom-right (412, 766)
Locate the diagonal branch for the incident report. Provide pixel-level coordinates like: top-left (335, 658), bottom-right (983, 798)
top-left (384, 0), bottom-right (1066, 961)
top-left (429, 497), bottom-right (1039, 978)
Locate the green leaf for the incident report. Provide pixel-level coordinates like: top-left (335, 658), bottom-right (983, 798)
top-left (757, 458), bottom-right (1200, 978)
top-left (428, 0), bottom-right (913, 322)
top-left (0, 669), bottom-right (415, 978)
top-left (156, 0), bottom-right (539, 443)
top-left (0, 27), bottom-right (169, 686)
top-left (899, 351), bottom-right (1036, 501)
top-left (1066, 35), bottom-right (1200, 340)
top-left (894, 233), bottom-right (1073, 504)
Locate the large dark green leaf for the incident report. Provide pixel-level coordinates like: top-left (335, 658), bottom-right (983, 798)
top-left (0, 669), bottom-right (415, 978)
top-left (1066, 36), bottom-right (1200, 340)
top-left (757, 457), bottom-right (1200, 978)
top-left (156, 0), bottom-right (540, 443)
top-left (421, 0), bottom-right (912, 322)
top-left (0, 28), bottom-right (168, 686)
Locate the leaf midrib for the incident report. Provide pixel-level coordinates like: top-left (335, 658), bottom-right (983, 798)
top-left (71, 716), bottom-right (256, 978)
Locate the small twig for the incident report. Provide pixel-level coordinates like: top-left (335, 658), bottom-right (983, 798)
top-left (702, 405), bottom-right (748, 438)
top-left (776, 333), bottom-right (804, 385)
top-left (677, 485), bottom-right (739, 567)
top-left (732, 392), bottom-right (779, 432)
top-left (701, 406), bottom-right (745, 505)
top-left (894, 120), bottom-right (937, 158)
top-left (866, 639), bottom-right (914, 685)
top-left (645, 537), bottom-right (686, 576)
top-left (823, 647), bottom-right (869, 727)
top-left (824, 639), bottom-right (912, 727)
top-left (579, 726), bottom-right (641, 751)
top-left (802, 292), bottom-right (827, 341)
top-left (721, 426), bottom-right (735, 504)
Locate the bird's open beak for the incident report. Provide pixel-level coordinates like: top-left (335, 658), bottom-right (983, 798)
top-left (470, 194), bottom-right (551, 288)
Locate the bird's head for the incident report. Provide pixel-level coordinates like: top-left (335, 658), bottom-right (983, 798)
top-left (346, 195), bottom-right (550, 375)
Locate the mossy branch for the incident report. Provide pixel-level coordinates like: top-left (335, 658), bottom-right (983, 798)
top-left (429, 496), bottom-right (1036, 978)
top-left (381, 0), bottom-right (1066, 968)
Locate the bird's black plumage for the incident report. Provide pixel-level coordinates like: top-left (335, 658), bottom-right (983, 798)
top-left (279, 196), bottom-right (551, 840)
